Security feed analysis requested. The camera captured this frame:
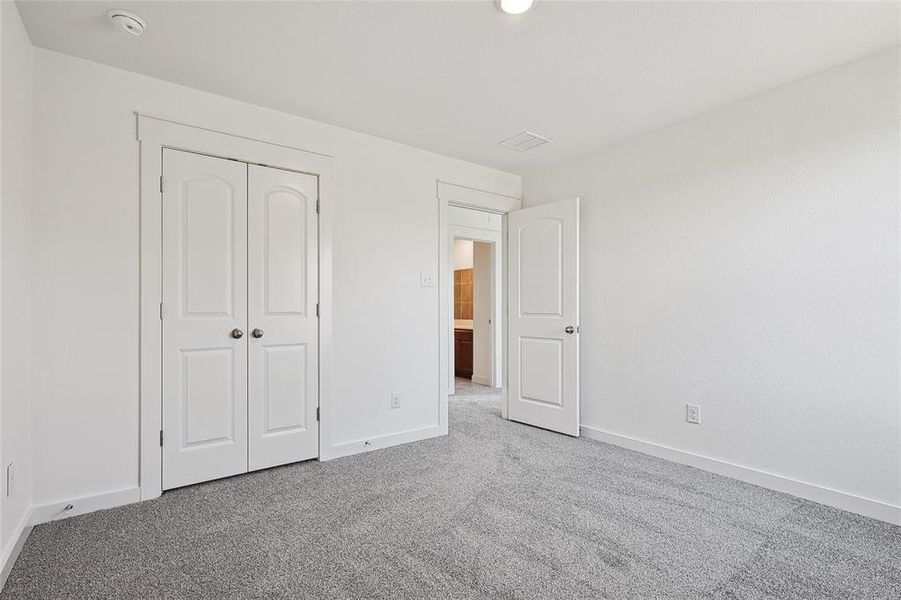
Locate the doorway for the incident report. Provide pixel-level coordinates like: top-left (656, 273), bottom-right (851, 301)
top-left (439, 182), bottom-right (581, 438)
top-left (448, 206), bottom-right (503, 398)
top-left (452, 239), bottom-right (500, 393)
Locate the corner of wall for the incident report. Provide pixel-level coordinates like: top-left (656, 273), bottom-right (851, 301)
top-left (0, 0), bottom-right (36, 583)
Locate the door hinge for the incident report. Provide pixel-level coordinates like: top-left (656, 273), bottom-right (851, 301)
top-left (159, 302), bottom-right (165, 320)
top-left (316, 198), bottom-right (320, 214)
top-left (316, 407), bottom-right (320, 422)
top-left (160, 175), bottom-right (164, 194)
top-left (316, 303), bottom-right (320, 318)
top-left (159, 430), bottom-right (164, 447)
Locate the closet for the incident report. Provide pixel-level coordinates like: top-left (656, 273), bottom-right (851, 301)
top-left (160, 148), bottom-right (319, 489)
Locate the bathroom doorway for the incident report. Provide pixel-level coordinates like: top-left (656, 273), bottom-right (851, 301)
top-left (448, 206), bottom-right (502, 397)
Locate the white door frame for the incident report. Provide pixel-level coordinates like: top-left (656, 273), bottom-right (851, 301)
top-left (138, 114), bottom-right (335, 501)
top-left (437, 181), bottom-right (521, 423)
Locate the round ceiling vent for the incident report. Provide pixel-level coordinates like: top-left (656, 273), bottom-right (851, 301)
top-left (107, 9), bottom-right (147, 37)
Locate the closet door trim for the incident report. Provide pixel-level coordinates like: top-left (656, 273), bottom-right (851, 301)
top-left (139, 114), bottom-right (335, 501)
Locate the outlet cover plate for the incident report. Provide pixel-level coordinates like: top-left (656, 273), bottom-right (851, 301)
top-left (6, 463), bottom-right (14, 497)
top-left (686, 404), bottom-right (701, 425)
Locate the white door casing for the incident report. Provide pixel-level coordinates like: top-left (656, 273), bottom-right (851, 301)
top-left (140, 115), bottom-right (335, 499)
top-left (162, 149), bottom-right (249, 489)
top-left (507, 198), bottom-right (580, 436)
top-left (247, 164), bottom-right (319, 470)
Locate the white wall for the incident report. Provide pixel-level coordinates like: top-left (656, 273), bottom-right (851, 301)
top-left (0, 0), bottom-right (33, 563)
top-left (452, 240), bottom-right (473, 271)
top-left (472, 242), bottom-right (492, 385)
top-left (523, 48), bottom-right (900, 517)
top-left (30, 49), bottom-right (519, 507)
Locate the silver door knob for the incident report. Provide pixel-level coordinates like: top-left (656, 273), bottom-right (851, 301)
top-left (252, 328), bottom-right (264, 339)
top-left (231, 328), bottom-right (244, 339)
top-left (564, 325), bottom-right (575, 334)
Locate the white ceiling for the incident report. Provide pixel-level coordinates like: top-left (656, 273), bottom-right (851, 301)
top-left (17, 1), bottom-right (900, 174)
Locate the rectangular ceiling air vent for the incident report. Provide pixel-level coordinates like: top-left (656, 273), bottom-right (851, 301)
top-left (498, 130), bottom-right (551, 152)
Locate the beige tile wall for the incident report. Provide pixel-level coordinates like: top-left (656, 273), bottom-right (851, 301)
top-left (454, 268), bottom-right (473, 320)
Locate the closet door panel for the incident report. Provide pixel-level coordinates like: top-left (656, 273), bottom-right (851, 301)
top-left (248, 165), bottom-right (319, 470)
top-left (162, 149), bottom-right (249, 490)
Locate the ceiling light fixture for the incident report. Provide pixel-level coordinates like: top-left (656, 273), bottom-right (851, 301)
top-left (497, 0), bottom-right (534, 16)
top-left (107, 9), bottom-right (147, 37)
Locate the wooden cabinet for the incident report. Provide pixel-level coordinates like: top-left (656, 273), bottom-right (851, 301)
top-left (454, 328), bottom-right (473, 379)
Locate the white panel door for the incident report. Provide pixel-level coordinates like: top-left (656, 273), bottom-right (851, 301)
top-left (247, 164), bottom-right (319, 470)
top-left (507, 198), bottom-right (580, 436)
top-left (162, 149), bottom-right (248, 489)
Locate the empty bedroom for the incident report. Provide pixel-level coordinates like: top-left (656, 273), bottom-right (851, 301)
top-left (0, 1), bottom-right (898, 598)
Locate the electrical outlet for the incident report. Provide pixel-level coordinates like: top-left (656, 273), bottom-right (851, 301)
top-left (419, 272), bottom-right (435, 288)
top-left (686, 404), bottom-right (701, 425)
top-left (6, 463), bottom-right (14, 497)
top-left (391, 392), bottom-right (401, 409)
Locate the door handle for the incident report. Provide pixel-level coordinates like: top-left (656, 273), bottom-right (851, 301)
top-left (564, 325), bottom-right (575, 334)
top-left (231, 328), bottom-right (244, 339)
top-left (252, 328), bottom-right (264, 339)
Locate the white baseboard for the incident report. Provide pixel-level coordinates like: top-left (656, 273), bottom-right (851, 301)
top-left (471, 375), bottom-right (491, 386)
top-left (0, 510), bottom-right (33, 593)
top-left (322, 424), bottom-right (445, 461)
top-left (580, 425), bottom-right (901, 526)
top-left (30, 487), bottom-right (141, 526)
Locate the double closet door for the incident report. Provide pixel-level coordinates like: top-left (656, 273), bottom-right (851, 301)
top-left (161, 149), bottom-right (319, 490)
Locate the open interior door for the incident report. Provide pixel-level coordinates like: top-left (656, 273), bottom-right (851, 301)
top-left (507, 198), bottom-right (580, 436)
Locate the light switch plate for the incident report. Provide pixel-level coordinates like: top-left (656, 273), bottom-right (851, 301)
top-left (420, 272), bottom-right (435, 287)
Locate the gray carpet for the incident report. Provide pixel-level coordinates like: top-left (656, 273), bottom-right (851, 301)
top-left (3, 388), bottom-right (899, 599)
top-left (452, 377), bottom-right (502, 397)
